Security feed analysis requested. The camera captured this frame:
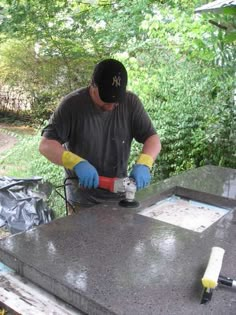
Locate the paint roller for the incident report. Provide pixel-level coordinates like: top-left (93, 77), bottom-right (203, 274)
top-left (200, 247), bottom-right (236, 304)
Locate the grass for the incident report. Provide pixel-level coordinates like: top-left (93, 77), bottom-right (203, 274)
top-left (0, 124), bottom-right (66, 217)
top-left (0, 127), bottom-right (39, 177)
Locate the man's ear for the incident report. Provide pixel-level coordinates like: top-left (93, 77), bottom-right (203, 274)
top-left (90, 78), bottom-right (96, 87)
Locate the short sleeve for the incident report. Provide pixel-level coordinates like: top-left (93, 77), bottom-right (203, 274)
top-left (41, 97), bottom-right (72, 144)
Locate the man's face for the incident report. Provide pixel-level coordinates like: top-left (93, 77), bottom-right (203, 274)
top-left (92, 87), bottom-right (118, 111)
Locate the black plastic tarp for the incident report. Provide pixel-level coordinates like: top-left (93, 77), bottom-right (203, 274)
top-left (0, 176), bottom-right (52, 234)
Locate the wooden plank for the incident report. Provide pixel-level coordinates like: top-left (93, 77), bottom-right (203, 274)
top-left (0, 263), bottom-right (83, 315)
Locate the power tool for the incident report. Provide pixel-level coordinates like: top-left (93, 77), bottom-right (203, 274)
top-left (59, 176), bottom-right (140, 215)
top-left (99, 176), bottom-right (139, 208)
top-left (200, 247), bottom-right (236, 304)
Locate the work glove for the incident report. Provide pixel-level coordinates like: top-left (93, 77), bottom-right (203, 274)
top-left (73, 161), bottom-right (99, 189)
top-left (62, 151), bottom-right (99, 189)
top-left (129, 153), bottom-right (153, 191)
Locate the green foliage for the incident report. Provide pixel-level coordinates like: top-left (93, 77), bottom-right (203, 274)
top-left (0, 38), bottom-right (96, 120)
top-left (0, 0), bottom-right (235, 187)
top-left (126, 52), bottom-right (235, 180)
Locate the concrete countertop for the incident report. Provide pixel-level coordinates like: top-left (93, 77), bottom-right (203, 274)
top-left (0, 165), bottom-right (235, 314)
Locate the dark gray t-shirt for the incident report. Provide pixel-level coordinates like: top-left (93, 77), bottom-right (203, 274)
top-left (42, 87), bottom-right (156, 178)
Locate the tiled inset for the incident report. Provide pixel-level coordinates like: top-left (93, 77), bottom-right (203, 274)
top-left (139, 195), bottom-right (230, 232)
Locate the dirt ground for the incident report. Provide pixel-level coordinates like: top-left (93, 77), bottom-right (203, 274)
top-left (0, 131), bottom-right (18, 154)
top-left (0, 123), bottom-right (35, 154)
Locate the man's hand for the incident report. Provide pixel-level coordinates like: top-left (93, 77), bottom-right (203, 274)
top-left (61, 151), bottom-right (99, 189)
top-left (130, 164), bottom-right (151, 190)
top-left (74, 161), bottom-right (99, 189)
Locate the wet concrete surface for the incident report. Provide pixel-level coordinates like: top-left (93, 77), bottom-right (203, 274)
top-left (0, 165), bottom-right (236, 314)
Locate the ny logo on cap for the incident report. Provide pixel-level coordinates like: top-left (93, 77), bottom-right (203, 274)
top-left (112, 76), bottom-right (121, 87)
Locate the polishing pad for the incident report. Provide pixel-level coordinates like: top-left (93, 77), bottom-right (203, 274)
top-left (119, 199), bottom-right (140, 208)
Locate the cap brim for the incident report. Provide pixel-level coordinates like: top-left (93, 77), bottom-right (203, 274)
top-left (98, 85), bottom-right (126, 103)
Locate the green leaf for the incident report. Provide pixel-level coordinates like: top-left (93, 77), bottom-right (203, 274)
top-left (222, 7), bottom-right (236, 15)
top-left (224, 31), bottom-right (236, 43)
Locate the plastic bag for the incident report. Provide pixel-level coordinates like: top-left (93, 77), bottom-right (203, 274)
top-left (0, 176), bottom-right (52, 234)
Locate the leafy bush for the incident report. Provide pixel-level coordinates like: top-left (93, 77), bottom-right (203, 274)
top-left (127, 54), bottom-right (236, 181)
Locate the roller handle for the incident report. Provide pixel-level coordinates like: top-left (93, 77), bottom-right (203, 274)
top-left (201, 247), bottom-right (225, 289)
top-left (218, 275), bottom-right (236, 288)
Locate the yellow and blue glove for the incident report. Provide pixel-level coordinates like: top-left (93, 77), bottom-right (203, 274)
top-left (130, 153), bottom-right (153, 191)
top-left (62, 151), bottom-right (99, 189)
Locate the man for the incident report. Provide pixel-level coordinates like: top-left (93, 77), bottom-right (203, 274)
top-left (39, 59), bottom-right (161, 211)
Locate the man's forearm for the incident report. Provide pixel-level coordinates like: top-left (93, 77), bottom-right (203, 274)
top-left (39, 137), bottom-right (65, 166)
top-left (142, 134), bottom-right (161, 160)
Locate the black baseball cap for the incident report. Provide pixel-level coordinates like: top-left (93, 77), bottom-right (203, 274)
top-left (92, 59), bottom-right (128, 103)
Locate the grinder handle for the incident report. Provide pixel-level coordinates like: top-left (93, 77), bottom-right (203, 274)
top-left (99, 176), bottom-right (117, 192)
top-left (202, 247), bottom-right (225, 289)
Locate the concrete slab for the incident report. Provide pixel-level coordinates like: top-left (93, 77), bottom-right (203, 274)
top-left (0, 166), bottom-right (236, 314)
